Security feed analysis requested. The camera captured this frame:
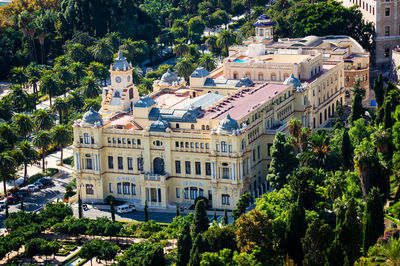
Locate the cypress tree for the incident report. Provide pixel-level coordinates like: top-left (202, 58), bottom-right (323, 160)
top-left (233, 192), bottom-right (252, 220)
top-left (384, 101), bottom-right (393, 130)
top-left (189, 234), bottom-right (210, 266)
top-left (177, 223), bottom-right (192, 266)
top-left (286, 197), bottom-right (307, 265)
top-left (213, 210), bottom-right (217, 222)
top-left (5, 201), bottom-right (8, 218)
top-left (342, 128), bottom-right (354, 170)
top-left (221, 209), bottom-right (228, 226)
top-left (176, 203), bottom-right (180, 217)
top-left (110, 198), bottom-right (115, 222)
top-left (20, 199), bottom-right (24, 212)
top-left (338, 199), bottom-right (362, 265)
top-left (191, 199), bottom-right (209, 238)
top-left (373, 74), bottom-right (384, 108)
top-left (78, 194), bottom-right (83, 219)
top-left (325, 238), bottom-right (345, 266)
top-left (349, 80), bottom-right (364, 124)
top-left (363, 187), bottom-right (384, 254)
top-left (144, 200), bottom-right (148, 222)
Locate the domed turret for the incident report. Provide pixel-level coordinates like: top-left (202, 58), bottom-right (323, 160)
top-left (134, 96), bottom-right (156, 108)
top-left (160, 69), bottom-right (179, 85)
top-left (191, 67), bottom-right (210, 78)
top-left (217, 114), bottom-right (239, 134)
top-left (284, 74), bottom-right (303, 91)
top-left (150, 117), bottom-right (170, 132)
top-left (112, 51), bottom-right (131, 71)
top-left (82, 107), bottom-right (103, 126)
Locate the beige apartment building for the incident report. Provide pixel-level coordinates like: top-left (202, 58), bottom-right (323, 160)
top-left (338, 0), bottom-right (400, 67)
top-left (73, 17), bottom-right (346, 210)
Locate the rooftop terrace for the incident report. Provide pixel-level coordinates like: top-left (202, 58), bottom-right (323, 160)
top-left (201, 83), bottom-right (291, 121)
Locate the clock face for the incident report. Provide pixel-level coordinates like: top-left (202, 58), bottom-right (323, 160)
top-left (115, 76), bottom-right (122, 83)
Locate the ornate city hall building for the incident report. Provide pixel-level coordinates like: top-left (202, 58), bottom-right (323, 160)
top-left (73, 17), bottom-right (350, 209)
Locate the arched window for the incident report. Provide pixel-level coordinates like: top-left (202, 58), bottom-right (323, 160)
top-left (258, 73), bottom-right (264, 80)
top-left (283, 73), bottom-right (289, 80)
top-left (233, 72), bottom-right (238, 79)
top-left (202, 125), bottom-right (205, 130)
top-left (176, 123), bottom-right (180, 129)
top-left (271, 73), bottom-right (276, 81)
top-left (206, 125), bottom-right (210, 130)
top-left (245, 72), bottom-right (251, 79)
top-left (191, 124), bottom-right (195, 129)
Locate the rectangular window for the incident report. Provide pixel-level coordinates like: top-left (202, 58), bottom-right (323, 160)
top-left (132, 139), bottom-right (136, 145)
top-left (108, 137), bottom-right (111, 144)
top-left (222, 168), bottom-right (230, 179)
top-left (175, 141), bottom-right (179, 148)
top-left (184, 188), bottom-right (189, 199)
top-left (385, 7), bottom-right (390, 16)
top-left (109, 183), bottom-right (113, 193)
top-left (222, 194), bottom-right (230, 205)
top-left (185, 142), bottom-right (189, 148)
top-left (206, 143), bottom-right (209, 149)
top-left (205, 163), bottom-right (211, 176)
top-left (127, 157), bottom-right (133, 170)
top-left (257, 145), bottom-right (260, 159)
top-left (175, 160), bottom-right (181, 174)
top-left (113, 138), bottom-right (116, 144)
top-left (127, 138), bottom-right (131, 145)
top-left (185, 161), bottom-right (191, 174)
top-left (118, 156), bottom-right (123, 170)
top-left (195, 162), bottom-right (201, 175)
top-left (84, 133), bottom-right (90, 144)
top-left (196, 142), bottom-right (199, 148)
top-left (122, 138), bottom-right (126, 144)
top-left (137, 139), bottom-right (141, 145)
top-left (199, 189), bottom-right (204, 197)
top-left (123, 182), bottom-right (130, 194)
top-left (132, 184), bottom-right (136, 195)
top-left (190, 187), bottom-right (198, 200)
top-left (117, 138), bottom-right (121, 144)
top-left (80, 136), bottom-right (83, 144)
top-left (86, 158), bottom-right (93, 170)
top-left (201, 143), bottom-right (204, 149)
top-left (253, 150), bottom-right (256, 162)
top-left (86, 184), bottom-right (94, 195)
top-left (221, 142), bottom-right (227, 152)
top-left (176, 188), bottom-right (180, 198)
top-left (108, 156), bottom-right (114, 169)
top-left (190, 142), bottom-right (194, 148)
top-left (137, 157), bottom-right (143, 171)
top-left (385, 26), bottom-right (390, 36)
top-left (117, 183), bottom-right (121, 194)
top-left (216, 144), bottom-right (220, 152)
top-left (229, 145), bottom-right (232, 153)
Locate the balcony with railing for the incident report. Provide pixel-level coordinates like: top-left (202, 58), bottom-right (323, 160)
top-left (143, 172), bottom-right (168, 182)
top-left (265, 121), bottom-right (287, 134)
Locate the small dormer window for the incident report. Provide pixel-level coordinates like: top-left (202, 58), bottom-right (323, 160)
top-left (191, 124), bottom-right (195, 129)
top-left (176, 123), bottom-right (180, 129)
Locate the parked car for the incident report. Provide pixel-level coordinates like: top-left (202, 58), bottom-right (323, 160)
top-left (16, 189), bottom-right (29, 198)
top-left (38, 177), bottom-right (52, 186)
top-left (6, 196), bottom-right (20, 203)
top-left (0, 199), bottom-right (6, 209)
top-left (33, 181), bottom-right (43, 188)
top-left (27, 184), bottom-right (39, 192)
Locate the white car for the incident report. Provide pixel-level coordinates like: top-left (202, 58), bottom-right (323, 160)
top-left (27, 184), bottom-right (39, 192)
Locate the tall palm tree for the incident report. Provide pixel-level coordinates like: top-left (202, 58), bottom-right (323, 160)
top-left (91, 38), bottom-right (114, 65)
top-left (354, 139), bottom-right (378, 198)
top-left (0, 152), bottom-right (16, 195)
top-left (18, 140), bottom-right (38, 182)
top-left (299, 127), bottom-right (311, 152)
top-left (69, 62), bottom-right (87, 87)
top-left (67, 90), bottom-right (84, 111)
top-left (199, 53), bottom-right (217, 72)
top-left (9, 67), bottom-right (28, 87)
top-left (288, 118), bottom-right (302, 153)
top-left (205, 35), bottom-right (218, 54)
top-left (40, 71), bottom-right (61, 108)
top-left (33, 109), bottom-right (55, 131)
top-left (52, 98), bottom-right (69, 124)
top-left (80, 75), bottom-right (101, 99)
top-left (216, 30), bottom-right (236, 56)
top-left (12, 113), bottom-right (35, 139)
top-left (26, 62), bottom-right (43, 97)
top-left (140, 78), bottom-right (154, 93)
top-left (8, 85), bottom-right (30, 113)
top-left (18, 10), bottom-right (36, 62)
top-left (51, 125), bottom-right (72, 166)
top-left (0, 123), bottom-right (18, 149)
top-left (83, 98), bottom-right (101, 112)
top-left (32, 130), bottom-right (52, 172)
top-left (173, 43), bottom-right (189, 57)
top-left (34, 13), bottom-right (47, 64)
top-left (175, 57), bottom-right (195, 82)
top-left (54, 65), bottom-right (74, 96)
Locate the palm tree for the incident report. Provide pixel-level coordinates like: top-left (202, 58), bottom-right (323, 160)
top-left (34, 13), bottom-right (47, 64)
top-left (52, 97), bottom-right (69, 124)
top-left (354, 139), bottom-right (378, 198)
top-left (18, 140), bottom-right (38, 182)
top-left (32, 130), bottom-right (52, 172)
top-left (54, 65), bottom-right (74, 96)
top-left (12, 113), bottom-right (35, 139)
top-left (9, 67), bottom-right (28, 87)
top-left (299, 127), bottom-right (311, 152)
top-left (51, 125), bottom-right (72, 166)
top-left (288, 118), bottom-right (302, 153)
top-left (373, 237), bottom-right (400, 265)
top-left (18, 10), bottom-right (37, 62)
top-left (173, 43), bottom-right (189, 57)
top-left (81, 75), bottom-right (101, 99)
top-left (205, 35), bottom-right (218, 54)
top-left (175, 57), bottom-right (196, 82)
top-left (67, 90), bottom-right (84, 111)
top-left (216, 30), bottom-right (236, 56)
top-left (83, 98), bottom-right (101, 112)
top-left (26, 62), bottom-right (43, 97)
top-left (0, 152), bottom-right (16, 195)
top-left (0, 123), bottom-right (18, 149)
top-left (199, 53), bottom-right (217, 72)
top-left (131, 68), bottom-right (142, 85)
top-left (140, 78), bottom-right (154, 93)
top-left (69, 62), bottom-right (87, 87)
top-left (40, 71), bottom-right (61, 108)
top-left (8, 85), bottom-right (30, 113)
top-left (91, 38), bottom-right (114, 65)
top-left (33, 109), bottom-right (55, 131)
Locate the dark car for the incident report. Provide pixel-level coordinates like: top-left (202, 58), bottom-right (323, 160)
top-left (16, 189), bottom-right (29, 198)
top-left (38, 177), bottom-right (52, 186)
top-left (6, 196), bottom-right (20, 204)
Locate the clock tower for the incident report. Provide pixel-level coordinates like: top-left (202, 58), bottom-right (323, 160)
top-left (101, 51), bottom-right (139, 114)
